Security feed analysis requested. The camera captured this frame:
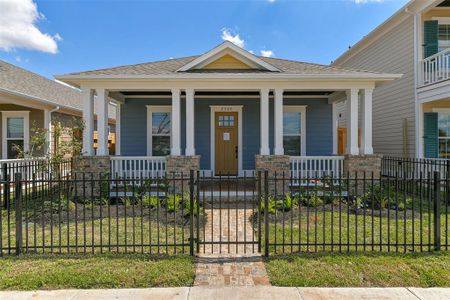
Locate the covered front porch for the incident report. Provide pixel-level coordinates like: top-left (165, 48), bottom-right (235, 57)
top-left (81, 86), bottom-right (375, 179)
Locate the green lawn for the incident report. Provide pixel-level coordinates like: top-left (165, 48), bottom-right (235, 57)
top-left (265, 252), bottom-right (450, 287)
top-left (1, 203), bottom-right (192, 255)
top-left (0, 254), bottom-right (194, 290)
top-left (262, 208), bottom-right (449, 254)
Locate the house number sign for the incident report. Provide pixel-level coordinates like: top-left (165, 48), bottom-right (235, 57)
top-left (220, 107), bottom-right (233, 111)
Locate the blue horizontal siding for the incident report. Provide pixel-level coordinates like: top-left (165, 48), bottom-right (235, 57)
top-left (121, 98), bottom-right (185, 156)
top-left (120, 96), bottom-right (333, 168)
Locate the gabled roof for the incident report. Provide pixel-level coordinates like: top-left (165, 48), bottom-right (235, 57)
top-left (176, 41), bottom-right (281, 72)
top-left (58, 51), bottom-right (392, 78)
top-left (0, 59), bottom-right (82, 111)
top-left (0, 60), bottom-right (115, 120)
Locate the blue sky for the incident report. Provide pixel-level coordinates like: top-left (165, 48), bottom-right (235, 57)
top-left (0, 0), bottom-right (409, 79)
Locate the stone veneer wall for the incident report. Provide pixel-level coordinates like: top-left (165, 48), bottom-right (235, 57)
top-left (255, 155), bottom-right (290, 196)
top-left (343, 154), bottom-right (383, 179)
top-left (166, 155), bottom-right (201, 194)
top-left (72, 156), bottom-right (111, 200)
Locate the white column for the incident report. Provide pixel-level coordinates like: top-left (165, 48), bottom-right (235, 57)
top-left (274, 88), bottom-right (284, 155)
top-left (171, 88), bottom-right (181, 156)
top-left (96, 88), bottom-right (109, 156)
top-left (346, 89), bottom-right (359, 155)
top-left (360, 88), bottom-right (374, 155)
top-left (185, 88), bottom-right (195, 156)
top-left (82, 88), bottom-right (95, 156)
top-left (332, 102), bottom-right (338, 155)
top-left (115, 103), bottom-right (121, 156)
top-left (44, 109), bottom-right (51, 155)
top-left (260, 88), bottom-right (270, 155)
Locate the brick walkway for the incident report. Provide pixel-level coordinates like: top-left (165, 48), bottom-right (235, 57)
top-left (194, 208), bottom-right (270, 287)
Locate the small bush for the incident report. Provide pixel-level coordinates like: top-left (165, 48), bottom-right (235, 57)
top-left (166, 194), bottom-right (181, 212)
top-left (141, 195), bottom-right (160, 208)
top-left (182, 193), bottom-right (204, 217)
top-left (301, 194), bottom-right (323, 207)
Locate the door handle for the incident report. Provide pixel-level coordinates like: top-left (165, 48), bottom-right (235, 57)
top-left (235, 146), bottom-right (238, 159)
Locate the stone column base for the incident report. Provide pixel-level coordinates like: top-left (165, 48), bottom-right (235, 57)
top-left (343, 154), bottom-right (382, 179)
top-left (72, 156), bottom-right (111, 201)
top-left (255, 155), bottom-right (290, 196)
top-left (166, 155), bottom-right (201, 194)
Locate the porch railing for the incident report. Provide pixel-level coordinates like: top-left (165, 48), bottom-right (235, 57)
top-left (110, 156), bottom-right (166, 182)
top-left (290, 156), bottom-right (344, 185)
top-left (421, 48), bottom-right (450, 86)
top-left (0, 158), bottom-right (71, 180)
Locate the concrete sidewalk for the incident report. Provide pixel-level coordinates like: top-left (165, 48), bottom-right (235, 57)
top-left (1, 287), bottom-right (450, 300)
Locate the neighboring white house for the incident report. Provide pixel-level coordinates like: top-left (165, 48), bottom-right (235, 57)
top-left (56, 41), bottom-right (400, 177)
top-left (333, 0), bottom-right (450, 159)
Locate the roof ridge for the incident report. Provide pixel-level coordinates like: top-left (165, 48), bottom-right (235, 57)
top-left (65, 55), bottom-right (200, 76)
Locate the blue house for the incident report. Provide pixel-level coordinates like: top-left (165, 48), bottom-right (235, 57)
top-left (57, 42), bottom-right (400, 178)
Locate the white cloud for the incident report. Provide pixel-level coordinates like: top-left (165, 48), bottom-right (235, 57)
top-left (221, 28), bottom-right (245, 48)
top-left (351, 0), bottom-right (383, 3)
top-left (0, 0), bottom-right (61, 54)
top-left (260, 50), bottom-right (274, 57)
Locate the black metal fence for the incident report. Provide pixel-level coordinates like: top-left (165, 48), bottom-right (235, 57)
top-left (1, 168), bottom-right (449, 257)
top-left (382, 156), bottom-right (450, 179)
top-left (263, 171), bottom-right (449, 256)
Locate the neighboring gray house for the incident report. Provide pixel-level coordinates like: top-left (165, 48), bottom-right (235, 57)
top-left (333, 0), bottom-right (450, 159)
top-left (0, 60), bottom-right (116, 159)
top-left (57, 41), bottom-right (399, 177)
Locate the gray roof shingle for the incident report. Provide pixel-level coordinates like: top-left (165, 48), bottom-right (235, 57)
top-left (0, 60), bottom-right (115, 120)
top-left (0, 59), bottom-right (82, 110)
top-left (63, 55), bottom-right (385, 77)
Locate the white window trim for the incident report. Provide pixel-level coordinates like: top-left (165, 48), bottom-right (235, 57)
top-left (283, 105), bottom-right (307, 156)
top-left (1, 111), bottom-right (30, 159)
top-left (432, 108), bottom-right (450, 159)
top-left (146, 105), bottom-right (171, 156)
top-left (432, 17), bottom-right (450, 25)
top-left (210, 105), bottom-right (243, 175)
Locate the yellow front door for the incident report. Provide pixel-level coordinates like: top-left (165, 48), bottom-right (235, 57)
top-left (215, 112), bottom-right (238, 175)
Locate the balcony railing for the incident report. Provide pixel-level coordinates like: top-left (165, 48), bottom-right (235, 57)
top-left (421, 48), bottom-right (450, 86)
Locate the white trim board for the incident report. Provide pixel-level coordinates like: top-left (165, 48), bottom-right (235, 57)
top-left (1, 111), bottom-right (30, 159)
top-left (210, 105), bottom-right (243, 175)
top-left (146, 105), bottom-right (171, 156)
top-left (176, 41), bottom-right (280, 72)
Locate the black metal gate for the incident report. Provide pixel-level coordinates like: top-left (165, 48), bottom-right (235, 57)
top-left (194, 171), bottom-right (262, 255)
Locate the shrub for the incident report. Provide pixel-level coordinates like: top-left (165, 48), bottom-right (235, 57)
top-left (301, 194), bottom-right (323, 207)
top-left (166, 194), bottom-right (181, 212)
top-left (141, 195), bottom-right (160, 208)
top-left (182, 193), bottom-right (204, 216)
top-left (260, 195), bottom-right (277, 214)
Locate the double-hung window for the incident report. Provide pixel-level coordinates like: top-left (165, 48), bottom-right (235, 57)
top-left (147, 106), bottom-right (171, 156)
top-left (2, 111), bottom-right (29, 159)
top-left (283, 106), bottom-right (306, 156)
